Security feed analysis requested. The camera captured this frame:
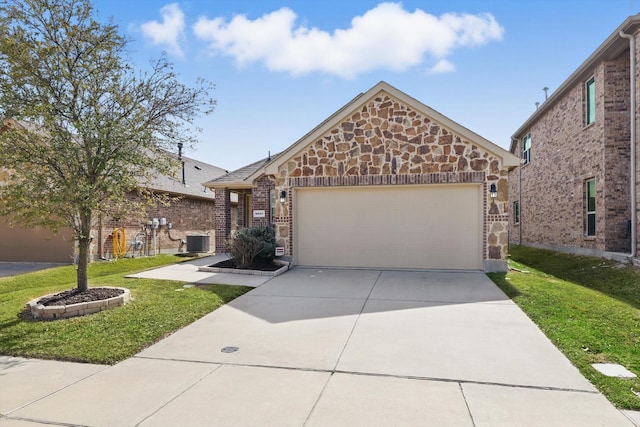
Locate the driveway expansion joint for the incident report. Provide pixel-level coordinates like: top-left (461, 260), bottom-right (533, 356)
top-left (459, 382), bottom-right (478, 427)
top-left (3, 416), bottom-right (93, 426)
top-left (331, 270), bottom-right (382, 372)
top-left (135, 363), bottom-right (221, 427)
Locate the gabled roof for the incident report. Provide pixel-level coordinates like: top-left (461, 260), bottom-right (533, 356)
top-left (510, 14), bottom-right (640, 151)
top-left (206, 81), bottom-right (519, 189)
top-left (259, 81), bottom-right (519, 181)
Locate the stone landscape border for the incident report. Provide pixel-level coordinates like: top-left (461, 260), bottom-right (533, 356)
top-left (198, 259), bottom-right (289, 277)
top-left (26, 287), bottom-right (131, 320)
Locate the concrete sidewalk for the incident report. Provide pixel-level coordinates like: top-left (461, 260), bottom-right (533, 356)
top-left (126, 254), bottom-right (273, 287)
top-left (1, 268), bottom-right (637, 426)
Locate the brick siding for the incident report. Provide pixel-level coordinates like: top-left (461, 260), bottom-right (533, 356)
top-left (214, 188), bottom-right (230, 254)
top-left (96, 191), bottom-right (215, 259)
top-left (252, 176), bottom-right (275, 229)
top-left (509, 48), bottom-right (637, 255)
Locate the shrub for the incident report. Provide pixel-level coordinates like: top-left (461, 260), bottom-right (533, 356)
top-left (225, 226), bottom-right (276, 268)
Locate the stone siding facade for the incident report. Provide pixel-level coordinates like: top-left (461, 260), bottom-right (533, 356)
top-left (509, 49), bottom-right (637, 256)
top-left (269, 93), bottom-right (511, 268)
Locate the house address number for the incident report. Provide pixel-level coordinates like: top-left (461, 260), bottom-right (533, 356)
top-left (253, 210), bottom-right (266, 218)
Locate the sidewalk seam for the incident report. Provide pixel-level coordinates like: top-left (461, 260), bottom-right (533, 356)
top-left (4, 364), bottom-right (110, 416)
top-left (458, 382), bottom-right (477, 427)
top-left (132, 355), bottom-right (600, 395)
top-left (133, 363), bottom-right (222, 427)
top-left (1, 415), bottom-right (93, 427)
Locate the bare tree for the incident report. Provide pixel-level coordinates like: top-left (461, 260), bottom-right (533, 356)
top-left (0, 0), bottom-right (215, 291)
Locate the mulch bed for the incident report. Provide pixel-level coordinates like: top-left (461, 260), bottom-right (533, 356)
top-left (37, 288), bottom-right (124, 306)
top-left (211, 258), bottom-right (283, 272)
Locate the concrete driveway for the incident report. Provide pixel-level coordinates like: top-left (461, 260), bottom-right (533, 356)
top-left (1, 268), bottom-right (635, 426)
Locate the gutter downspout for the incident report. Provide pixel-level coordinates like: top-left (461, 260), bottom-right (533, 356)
top-left (620, 30), bottom-right (637, 258)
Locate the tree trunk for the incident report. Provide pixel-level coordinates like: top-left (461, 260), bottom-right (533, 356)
top-left (76, 210), bottom-right (93, 292)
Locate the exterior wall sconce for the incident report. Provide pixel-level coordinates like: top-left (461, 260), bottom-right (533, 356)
top-left (489, 183), bottom-right (497, 199)
top-left (280, 190), bottom-right (287, 203)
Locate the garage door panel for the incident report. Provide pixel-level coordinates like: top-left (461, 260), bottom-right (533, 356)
top-left (295, 185), bottom-right (481, 270)
top-left (0, 222), bottom-right (74, 262)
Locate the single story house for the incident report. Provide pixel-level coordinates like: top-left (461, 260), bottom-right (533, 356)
top-left (509, 15), bottom-right (640, 266)
top-left (0, 119), bottom-right (227, 262)
top-left (93, 153), bottom-right (228, 260)
top-left (206, 81), bottom-right (520, 272)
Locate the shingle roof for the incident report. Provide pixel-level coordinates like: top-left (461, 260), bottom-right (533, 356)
top-left (2, 118), bottom-right (228, 200)
top-left (204, 155), bottom-right (279, 188)
top-left (148, 155), bottom-right (228, 200)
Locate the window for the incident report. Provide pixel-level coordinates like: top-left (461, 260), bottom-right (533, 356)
top-left (585, 178), bottom-right (596, 237)
top-left (522, 133), bottom-right (532, 165)
top-left (269, 189), bottom-right (276, 224)
top-left (585, 77), bottom-right (596, 125)
top-left (513, 201), bottom-right (520, 225)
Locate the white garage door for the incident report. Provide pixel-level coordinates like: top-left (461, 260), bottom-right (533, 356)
top-left (295, 184), bottom-right (482, 270)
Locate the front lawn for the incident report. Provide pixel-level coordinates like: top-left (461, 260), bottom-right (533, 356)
top-left (0, 255), bottom-right (251, 364)
top-left (488, 245), bottom-right (640, 410)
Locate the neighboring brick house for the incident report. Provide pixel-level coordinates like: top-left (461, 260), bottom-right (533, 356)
top-left (206, 82), bottom-right (519, 272)
top-left (94, 154), bottom-right (227, 260)
top-left (509, 15), bottom-right (640, 265)
top-left (0, 127), bottom-right (227, 262)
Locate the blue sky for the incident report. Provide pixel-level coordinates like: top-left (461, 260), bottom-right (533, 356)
top-left (91, 0), bottom-right (639, 171)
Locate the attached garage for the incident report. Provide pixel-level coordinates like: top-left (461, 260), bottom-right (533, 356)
top-left (0, 221), bottom-right (74, 262)
top-left (295, 184), bottom-right (482, 270)
top-left (208, 81), bottom-right (520, 272)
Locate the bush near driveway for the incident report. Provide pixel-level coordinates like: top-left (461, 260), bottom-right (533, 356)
top-left (488, 245), bottom-right (640, 410)
top-left (225, 226), bottom-right (277, 269)
top-left (0, 255), bottom-right (251, 364)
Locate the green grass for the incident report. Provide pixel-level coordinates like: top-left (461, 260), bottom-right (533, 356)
top-left (0, 255), bottom-right (251, 364)
top-left (488, 245), bottom-right (640, 410)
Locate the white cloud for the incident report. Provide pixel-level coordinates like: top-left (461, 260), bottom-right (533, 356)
top-left (193, 2), bottom-right (503, 78)
top-left (140, 3), bottom-right (186, 57)
top-left (429, 59), bottom-right (456, 74)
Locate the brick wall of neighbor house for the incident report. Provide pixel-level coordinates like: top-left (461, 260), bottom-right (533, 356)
top-left (635, 30), bottom-right (640, 259)
top-left (96, 191), bottom-right (216, 260)
top-left (509, 57), bottom-right (634, 254)
top-left (509, 66), bottom-right (606, 251)
top-left (268, 93), bottom-right (511, 266)
top-left (604, 56), bottom-right (632, 252)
